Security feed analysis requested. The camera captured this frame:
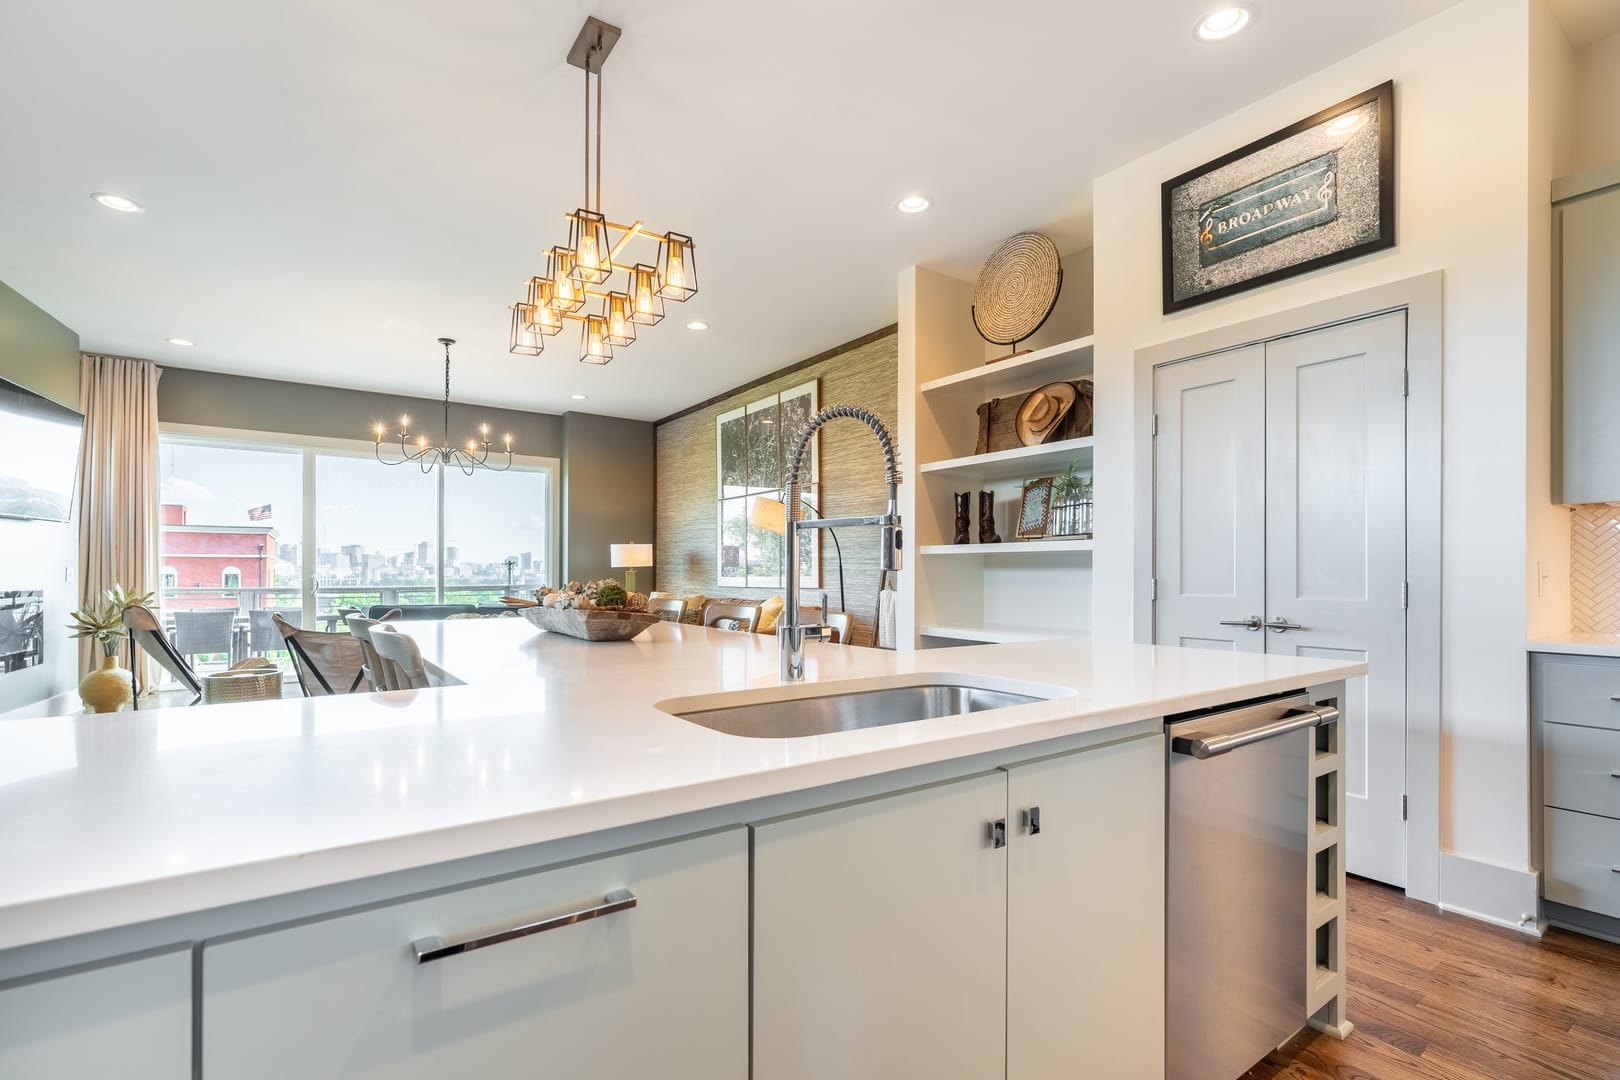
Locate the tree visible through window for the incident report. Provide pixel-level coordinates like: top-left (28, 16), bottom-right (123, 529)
top-left (716, 379), bottom-right (819, 589)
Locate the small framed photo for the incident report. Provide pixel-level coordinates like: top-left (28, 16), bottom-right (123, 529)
top-left (1016, 478), bottom-right (1054, 540)
top-left (1161, 81), bottom-right (1395, 313)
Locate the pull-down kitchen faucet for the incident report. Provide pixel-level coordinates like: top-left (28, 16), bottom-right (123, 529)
top-left (779, 404), bottom-right (902, 682)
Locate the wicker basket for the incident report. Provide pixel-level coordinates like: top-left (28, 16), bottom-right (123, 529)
top-left (203, 657), bottom-right (284, 704)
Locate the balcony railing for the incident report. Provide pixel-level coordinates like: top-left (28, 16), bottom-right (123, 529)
top-left (160, 583), bottom-right (525, 615)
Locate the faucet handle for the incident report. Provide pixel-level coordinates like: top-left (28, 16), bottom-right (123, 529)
top-left (881, 524), bottom-right (903, 572)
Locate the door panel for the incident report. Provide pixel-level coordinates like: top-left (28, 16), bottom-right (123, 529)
top-left (753, 773), bottom-right (1008, 1080)
top-left (1153, 344), bottom-right (1267, 653)
top-left (1266, 312), bottom-right (1407, 886)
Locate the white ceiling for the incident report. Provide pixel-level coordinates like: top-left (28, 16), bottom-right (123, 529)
top-left (0, 0), bottom-right (1464, 422)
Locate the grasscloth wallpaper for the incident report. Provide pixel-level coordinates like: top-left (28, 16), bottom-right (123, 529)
top-left (656, 332), bottom-right (898, 645)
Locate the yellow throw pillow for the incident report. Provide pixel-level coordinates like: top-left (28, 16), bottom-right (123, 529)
top-left (756, 595), bottom-right (785, 634)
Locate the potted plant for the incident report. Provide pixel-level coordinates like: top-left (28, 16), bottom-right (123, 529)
top-left (67, 585), bottom-right (154, 713)
top-left (1048, 461), bottom-right (1093, 538)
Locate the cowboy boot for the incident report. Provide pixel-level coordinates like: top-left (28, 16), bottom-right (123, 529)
top-left (979, 491), bottom-right (1001, 544)
top-left (954, 492), bottom-right (972, 544)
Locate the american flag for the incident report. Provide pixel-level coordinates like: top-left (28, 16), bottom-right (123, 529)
top-left (247, 504), bottom-right (272, 521)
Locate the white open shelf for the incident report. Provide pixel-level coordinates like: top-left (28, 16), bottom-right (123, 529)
top-left (919, 436), bottom-right (1094, 483)
top-left (919, 623), bottom-right (1091, 645)
top-left (919, 335), bottom-right (1095, 400)
top-left (919, 540), bottom-right (1094, 556)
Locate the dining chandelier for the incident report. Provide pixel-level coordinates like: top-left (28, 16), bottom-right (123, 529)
top-left (374, 337), bottom-right (513, 474)
top-left (508, 17), bottom-right (698, 365)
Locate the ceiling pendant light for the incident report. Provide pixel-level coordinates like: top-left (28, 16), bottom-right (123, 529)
top-left (374, 338), bottom-right (513, 474)
top-left (508, 17), bottom-right (698, 364)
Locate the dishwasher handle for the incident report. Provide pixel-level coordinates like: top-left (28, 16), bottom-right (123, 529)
top-left (1172, 704), bottom-right (1340, 760)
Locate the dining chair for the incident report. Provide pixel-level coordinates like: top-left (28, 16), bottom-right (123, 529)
top-left (249, 608), bottom-right (301, 657)
top-left (272, 613), bottom-right (368, 697)
top-left (648, 597), bottom-right (688, 623)
top-left (343, 615), bottom-right (395, 691)
top-left (122, 604), bottom-right (203, 706)
top-left (369, 626), bottom-right (446, 690)
top-left (172, 609), bottom-right (237, 669)
top-left (825, 611), bottom-right (855, 645)
top-left (703, 601), bottom-right (760, 633)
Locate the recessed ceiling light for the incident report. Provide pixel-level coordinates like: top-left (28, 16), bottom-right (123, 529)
top-left (570, 393), bottom-right (588, 400)
top-left (1195, 6), bottom-right (1252, 40)
top-left (165, 337), bottom-right (196, 347)
top-left (91, 192), bottom-right (144, 213)
top-left (896, 194), bottom-right (932, 214)
top-left (685, 320), bottom-right (709, 331)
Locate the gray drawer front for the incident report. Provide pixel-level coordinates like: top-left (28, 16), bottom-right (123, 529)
top-left (1544, 807), bottom-right (1620, 920)
top-left (1544, 722), bottom-right (1620, 819)
top-left (1533, 654), bottom-right (1620, 732)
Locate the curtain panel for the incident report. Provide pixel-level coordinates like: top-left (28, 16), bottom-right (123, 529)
top-left (77, 353), bottom-right (163, 688)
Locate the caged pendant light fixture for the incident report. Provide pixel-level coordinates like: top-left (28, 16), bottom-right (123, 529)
top-left (508, 17), bottom-right (699, 365)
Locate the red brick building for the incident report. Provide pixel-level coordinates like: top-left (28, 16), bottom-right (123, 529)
top-left (160, 504), bottom-right (278, 610)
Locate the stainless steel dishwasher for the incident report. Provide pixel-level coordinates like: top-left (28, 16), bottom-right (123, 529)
top-left (1166, 692), bottom-right (1340, 1080)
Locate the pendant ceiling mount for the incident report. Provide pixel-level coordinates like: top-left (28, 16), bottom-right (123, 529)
top-left (509, 17), bottom-right (699, 366)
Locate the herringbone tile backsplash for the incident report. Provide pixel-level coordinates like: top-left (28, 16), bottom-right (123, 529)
top-left (1571, 504), bottom-right (1620, 633)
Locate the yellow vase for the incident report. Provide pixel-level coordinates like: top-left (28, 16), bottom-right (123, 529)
top-left (79, 652), bottom-right (133, 714)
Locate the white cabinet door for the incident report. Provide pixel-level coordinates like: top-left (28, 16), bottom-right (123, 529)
top-left (0, 949), bottom-right (190, 1079)
top-left (1265, 312), bottom-right (1407, 887)
top-left (203, 828), bottom-right (747, 1080)
top-left (1006, 735), bottom-right (1165, 1080)
top-left (1152, 344), bottom-right (1268, 653)
top-left (753, 772), bottom-right (1008, 1080)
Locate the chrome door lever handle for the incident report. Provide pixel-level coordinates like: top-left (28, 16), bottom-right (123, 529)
top-left (1218, 615), bottom-right (1263, 631)
top-left (1264, 616), bottom-right (1308, 634)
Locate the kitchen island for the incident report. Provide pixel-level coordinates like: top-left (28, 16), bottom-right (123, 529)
top-left (0, 620), bottom-right (1364, 1079)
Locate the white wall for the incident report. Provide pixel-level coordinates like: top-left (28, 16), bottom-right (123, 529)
top-left (1571, 29), bottom-right (1620, 173)
top-left (1091, 0), bottom-right (1550, 896)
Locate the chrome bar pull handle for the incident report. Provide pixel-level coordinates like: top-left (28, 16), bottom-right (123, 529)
top-left (1023, 806), bottom-right (1042, 836)
top-left (1264, 616), bottom-right (1309, 634)
top-left (1218, 615), bottom-right (1263, 631)
top-left (412, 888), bottom-right (636, 963)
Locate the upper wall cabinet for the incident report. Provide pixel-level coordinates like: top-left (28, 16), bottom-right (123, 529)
top-left (1557, 168), bottom-right (1620, 505)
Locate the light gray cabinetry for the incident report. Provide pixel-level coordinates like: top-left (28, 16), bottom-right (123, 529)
top-left (1535, 653), bottom-right (1620, 926)
top-left (0, 949), bottom-right (190, 1078)
top-left (1557, 178), bottom-right (1620, 504)
top-left (202, 828), bottom-right (748, 1080)
top-left (752, 734), bottom-right (1166, 1080)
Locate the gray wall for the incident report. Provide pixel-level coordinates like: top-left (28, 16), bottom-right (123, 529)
top-left (0, 281), bottom-right (81, 714)
top-left (655, 331), bottom-right (899, 644)
top-left (563, 413), bottom-right (658, 588)
top-left (159, 365), bottom-right (654, 591)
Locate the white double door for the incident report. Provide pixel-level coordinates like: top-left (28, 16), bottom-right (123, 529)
top-left (1153, 311), bottom-right (1408, 886)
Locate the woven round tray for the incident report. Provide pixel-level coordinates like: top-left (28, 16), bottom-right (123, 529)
top-left (972, 232), bottom-right (1063, 347)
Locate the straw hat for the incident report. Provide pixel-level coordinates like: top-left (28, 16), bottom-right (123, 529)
top-left (1015, 382), bottom-right (1077, 446)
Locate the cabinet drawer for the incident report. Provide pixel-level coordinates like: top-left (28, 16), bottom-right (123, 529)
top-left (204, 828), bottom-right (748, 1080)
top-left (1544, 807), bottom-right (1620, 920)
top-left (0, 949), bottom-right (190, 1079)
top-left (1532, 654), bottom-right (1620, 732)
top-left (1545, 722), bottom-right (1620, 819)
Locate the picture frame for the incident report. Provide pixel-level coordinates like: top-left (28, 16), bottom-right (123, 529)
top-left (1016, 477), bottom-right (1054, 540)
top-left (1161, 81), bottom-right (1395, 314)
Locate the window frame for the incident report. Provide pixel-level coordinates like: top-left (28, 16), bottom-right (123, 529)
top-left (715, 379), bottom-right (819, 590)
top-left (159, 423), bottom-right (561, 621)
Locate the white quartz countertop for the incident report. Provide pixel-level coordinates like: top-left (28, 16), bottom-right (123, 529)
top-left (0, 619), bottom-right (1364, 950)
top-left (1527, 633), bottom-right (1620, 658)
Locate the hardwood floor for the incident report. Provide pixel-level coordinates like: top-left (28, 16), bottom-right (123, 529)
top-left (1248, 877), bottom-right (1620, 1079)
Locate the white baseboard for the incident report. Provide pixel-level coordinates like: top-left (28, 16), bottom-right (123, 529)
top-left (1438, 852), bottom-right (1543, 935)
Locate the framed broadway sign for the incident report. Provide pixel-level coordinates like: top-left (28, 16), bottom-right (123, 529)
top-left (1161, 81), bottom-right (1395, 313)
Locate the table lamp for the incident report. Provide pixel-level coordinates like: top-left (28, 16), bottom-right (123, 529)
top-left (610, 543), bottom-right (654, 593)
top-left (749, 494), bottom-right (845, 613)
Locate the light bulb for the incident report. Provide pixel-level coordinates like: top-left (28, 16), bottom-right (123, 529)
top-left (467, 439), bottom-right (477, 452)
top-left (636, 283), bottom-right (652, 312)
top-left (400, 415), bottom-right (410, 429)
top-left (665, 250), bottom-right (685, 289)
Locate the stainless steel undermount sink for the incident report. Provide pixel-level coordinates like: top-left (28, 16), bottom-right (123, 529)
top-left (668, 680), bottom-right (1046, 739)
